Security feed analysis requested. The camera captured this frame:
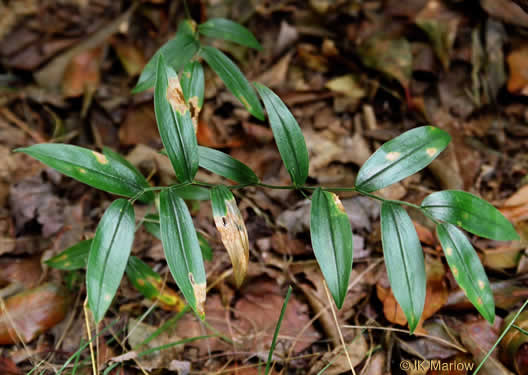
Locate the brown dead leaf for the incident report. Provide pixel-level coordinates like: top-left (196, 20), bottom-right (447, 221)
top-left (234, 280), bottom-right (321, 357)
top-left (377, 256), bottom-right (448, 332)
top-left (500, 310), bottom-right (528, 375)
top-left (507, 46), bottom-right (528, 95)
top-left (112, 38), bottom-right (146, 76)
top-left (0, 257), bottom-right (42, 289)
top-left (0, 356), bottom-right (21, 375)
top-left (62, 47), bottom-right (103, 97)
top-left (481, 0), bottom-right (528, 28)
top-left (415, 0), bottom-right (460, 71)
top-left (308, 332), bottom-right (368, 374)
top-left (9, 173), bottom-right (66, 238)
top-left (126, 318), bottom-right (183, 370)
top-left (358, 34), bottom-right (413, 92)
top-left (0, 283), bottom-right (69, 344)
top-left (271, 232), bottom-right (311, 255)
top-left (119, 104), bottom-right (160, 147)
top-left (460, 318), bottom-right (514, 375)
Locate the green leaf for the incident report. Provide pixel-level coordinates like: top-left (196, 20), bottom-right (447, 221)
top-left (126, 256), bottom-right (186, 311)
top-left (199, 46), bottom-right (264, 120)
top-left (181, 61), bottom-right (205, 110)
top-left (102, 147), bottom-right (154, 202)
top-left (254, 83), bottom-right (310, 186)
top-left (46, 239), bottom-right (92, 270)
top-left (133, 20), bottom-right (199, 93)
top-left (171, 184), bottom-right (210, 201)
top-left (356, 126), bottom-right (451, 192)
top-left (198, 146), bottom-right (259, 184)
top-left (310, 188), bottom-right (353, 309)
top-left (197, 233), bottom-right (213, 261)
top-left (160, 189), bottom-right (206, 317)
top-left (143, 213), bottom-right (212, 261)
top-left (422, 190), bottom-right (519, 241)
top-left (16, 144), bottom-right (152, 202)
top-left (198, 18), bottom-right (262, 50)
top-left (87, 199), bottom-right (135, 323)
top-left (154, 55), bottom-right (199, 183)
top-left (436, 223), bottom-right (495, 323)
top-left (380, 202), bottom-right (425, 333)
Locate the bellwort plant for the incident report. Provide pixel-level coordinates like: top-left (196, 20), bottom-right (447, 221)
top-left (19, 16), bottom-right (519, 333)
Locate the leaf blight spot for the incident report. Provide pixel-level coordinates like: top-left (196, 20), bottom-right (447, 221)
top-left (385, 151), bottom-right (401, 161)
top-left (167, 76), bottom-right (189, 116)
top-left (188, 272), bottom-right (206, 318)
top-left (92, 151), bottom-right (108, 164)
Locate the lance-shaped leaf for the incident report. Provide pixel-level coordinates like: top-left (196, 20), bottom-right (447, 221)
top-left (198, 146), bottom-right (259, 184)
top-left (211, 186), bottom-right (249, 287)
top-left (380, 202), bottom-right (426, 333)
top-left (143, 213), bottom-right (213, 261)
top-left (436, 223), bottom-right (495, 323)
top-left (160, 189), bottom-right (206, 318)
top-left (199, 46), bottom-right (265, 120)
top-left (198, 18), bottom-right (262, 50)
top-left (254, 83), bottom-right (310, 186)
top-left (133, 20), bottom-right (199, 93)
top-left (422, 190), bottom-right (519, 241)
top-left (126, 256), bottom-right (186, 312)
top-left (46, 239), bottom-right (92, 270)
top-left (87, 199), bottom-right (135, 323)
top-left (16, 144), bottom-right (152, 202)
top-left (356, 126), bottom-right (451, 192)
top-left (154, 55), bottom-right (199, 183)
top-left (310, 188), bottom-right (353, 309)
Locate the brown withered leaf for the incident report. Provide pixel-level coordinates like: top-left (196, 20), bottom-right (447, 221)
top-left (500, 310), bottom-right (528, 375)
top-left (358, 34), bottom-right (412, 92)
top-left (119, 104), bottom-right (160, 147)
top-left (213, 195), bottom-right (249, 288)
top-left (9, 173), bottom-right (66, 238)
top-left (415, 0), bottom-right (460, 71)
top-left (460, 319), bottom-right (514, 375)
top-left (234, 280), bottom-right (321, 358)
top-left (62, 47), bottom-right (103, 98)
top-left (506, 45), bottom-right (528, 96)
top-left (0, 256), bottom-right (42, 289)
top-left (0, 283), bottom-right (69, 344)
top-left (0, 356), bottom-right (21, 375)
top-left (377, 256), bottom-right (448, 332)
top-left (112, 38), bottom-right (146, 76)
top-left (125, 318), bottom-right (183, 370)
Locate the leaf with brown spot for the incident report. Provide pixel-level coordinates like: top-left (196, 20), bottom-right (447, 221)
top-left (211, 185), bottom-right (249, 288)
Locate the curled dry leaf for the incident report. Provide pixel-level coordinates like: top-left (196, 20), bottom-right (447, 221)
top-left (0, 283), bottom-right (69, 344)
top-left (211, 186), bottom-right (249, 287)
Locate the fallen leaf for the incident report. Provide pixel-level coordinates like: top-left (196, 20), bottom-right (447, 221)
top-left (415, 0), bottom-right (460, 70)
top-left (507, 45), bottom-right (528, 95)
top-left (112, 38), bottom-right (146, 76)
top-left (0, 283), bottom-right (69, 344)
top-left (500, 310), bottom-right (528, 375)
top-left (308, 331), bottom-right (368, 375)
top-left (358, 34), bottom-right (412, 92)
top-left (0, 257), bottom-right (42, 289)
top-left (481, 0), bottom-right (528, 28)
top-left (62, 47), bottom-right (103, 98)
top-left (460, 319), bottom-right (515, 375)
top-left (377, 256), bottom-right (448, 332)
top-left (126, 318), bottom-right (183, 370)
top-left (119, 104), bottom-right (161, 147)
top-left (9, 173), bottom-right (66, 238)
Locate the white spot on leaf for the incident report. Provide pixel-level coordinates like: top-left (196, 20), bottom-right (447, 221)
top-left (385, 152), bottom-right (400, 161)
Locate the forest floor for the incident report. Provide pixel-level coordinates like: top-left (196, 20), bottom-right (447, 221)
top-left (1, 0), bottom-right (528, 374)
